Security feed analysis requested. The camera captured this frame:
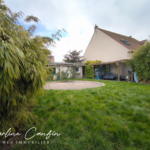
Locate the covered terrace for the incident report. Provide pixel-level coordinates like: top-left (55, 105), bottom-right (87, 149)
top-left (90, 59), bottom-right (133, 81)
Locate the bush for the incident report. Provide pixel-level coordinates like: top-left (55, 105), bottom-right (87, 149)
top-left (85, 60), bottom-right (101, 78)
top-left (85, 60), bottom-right (101, 65)
top-left (61, 70), bottom-right (69, 79)
top-left (85, 65), bottom-right (93, 78)
top-left (0, 1), bottom-right (63, 133)
top-left (128, 42), bottom-right (150, 82)
top-left (56, 67), bottom-right (78, 80)
top-left (69, 66), bottom-right (78, 79)
top-left (46, 67), bottom-right (54, 80)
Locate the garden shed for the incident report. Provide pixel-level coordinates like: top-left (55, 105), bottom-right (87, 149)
top-left (47, 62), bottom-right (85, 79)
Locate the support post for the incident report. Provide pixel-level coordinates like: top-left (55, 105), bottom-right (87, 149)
top-left (116, 62), bottom-right (120, 81)
top-left (92, 65), bottom-right (94, 78)
top-left (85, 66), bottom-right (86, 78)
top-left (131, 70), bottom-right (133, 82)
top-left (59, 65), bottom-right (61, 79)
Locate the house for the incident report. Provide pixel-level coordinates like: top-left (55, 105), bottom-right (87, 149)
top-left (47, 62), bottom-right (85, 79)
top-left (84, 25), bottom-right (147, 80)
top-left (84, 25), bottom-right (146, 62)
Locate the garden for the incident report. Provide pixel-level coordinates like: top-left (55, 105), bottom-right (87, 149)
top-left (13, 79), bottom-right (150, 150)
top-left (1, 1), bottom-right (150, 149)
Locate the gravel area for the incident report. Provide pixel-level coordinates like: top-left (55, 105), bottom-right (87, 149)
top-left (44, 80), bottom-right (105, 90)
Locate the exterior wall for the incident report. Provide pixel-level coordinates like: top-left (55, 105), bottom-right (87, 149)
top-left (110, 63), bottom-right (118, 75)
top-left (84, 28), bottom-right (129, 62)
top-left (127, 53), bottom-right (133, 59)
top-left (110, 63), bottom-right (131, 77)
top-left (48, 65), bottom-right (83, 78)
top-left (77, 66), bottom-right (82, 78)
top-left (48, 56), bottom-right (55, 63)
top-left (120, 63), bottom-right (131, 77)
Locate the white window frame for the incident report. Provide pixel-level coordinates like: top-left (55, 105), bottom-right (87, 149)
top-left (76, 67), bottom-right (80, 73)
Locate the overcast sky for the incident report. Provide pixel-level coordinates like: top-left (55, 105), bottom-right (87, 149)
top-left (4, 0), bottom-right (150, 62)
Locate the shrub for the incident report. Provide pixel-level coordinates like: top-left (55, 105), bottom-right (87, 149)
top-left (85, 65), bottom-right (93, 78)
top-left (56, 66), bottom-right (78, 80)
top-left (0, 1), bottom-right (63, 132)
top-left (46, 67), bottom-right (54, 80)
top-left (128, 42), bottom-right (150, 82)
top-left (85, 60), bottom-right (101, 65)
top-left (69, 66), bottom-right (78, 79)
top-left (85, 60), bottom-right (101, 78)
top-left (61, 70), bottom-right (69, 79)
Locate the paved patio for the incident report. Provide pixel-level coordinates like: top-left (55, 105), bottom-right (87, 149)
top-left (44, 80), bottom-right (105, 90)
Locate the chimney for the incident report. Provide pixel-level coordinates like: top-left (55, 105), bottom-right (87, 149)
top-left (48, 56), bottom-right (55, 63)
top-left (94, 24), bottom-right (98, 30)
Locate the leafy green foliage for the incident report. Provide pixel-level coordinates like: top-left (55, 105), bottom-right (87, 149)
top-left (63, 50), bottom-right (84, 63)
top-left (56, 67), bottom-right (61, 79)
top-left (0, 1), bottom-right (47, 132)
top-left (85, 60), bottom-right (102, 77)
top-left (0, 1), bottom-right (64, 132)
top-left (46, 67), bottom-right (54, 80)
top-left (128, 42), bottom-right (150, 82)
top-left (13, 80), bottom-right (150, 150)
top-left (69, 66), bottom-right (79, 79)
top-left (85, 60), bottom-right (101, 65)
top-left (85, 65), bottom-right (93, 78)
top-left (56, 66), bottom-right (79, 80)
top-left (61, 70), bottom-right (69, 79)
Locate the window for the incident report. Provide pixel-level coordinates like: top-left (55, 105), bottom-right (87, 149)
top-left (120, 39), bottom-right (130, 45)
top-left (72, 66), bottom-right (80, 72)
top-left (75, 67), bottom-right (80, 72)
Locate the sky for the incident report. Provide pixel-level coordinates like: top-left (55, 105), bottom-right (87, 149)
top-left (4, 0), bottom-right (150, 62)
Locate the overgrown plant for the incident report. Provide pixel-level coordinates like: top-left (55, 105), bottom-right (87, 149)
top-left (61, 70), bottom-right (69, 79)
top-left (0, 0), bottom-right (64, 132)
top-left (46, 67), bottom-right (54, 80)
top-left (56, 66), bottom-right (79, 80)
top-left (85, 65), bottom-right (93, 78)
top-left (56, 66), bottom-right (61, 79)
top-left (127, 42), bottom-right (150, 82)
top-left (85, 60), bottom-right (101, 65)
top-left (85, 60), bottom-right (101, 78)
top-left (70, 66), bottom-right (79, 79)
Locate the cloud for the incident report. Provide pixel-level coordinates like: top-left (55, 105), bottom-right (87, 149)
top-left (4, 0), bottom-right (150, 61)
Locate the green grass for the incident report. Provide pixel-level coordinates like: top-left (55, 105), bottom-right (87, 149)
top-left (14, 79), bottom-right (150, 150)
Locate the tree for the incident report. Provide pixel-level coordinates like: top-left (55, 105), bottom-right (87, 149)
top-left (63, 50), bottom-right (84, 63)
top-left (128, 41), bottom-right (150, 82)
top-left (0, 0), bottom-right (64, 132)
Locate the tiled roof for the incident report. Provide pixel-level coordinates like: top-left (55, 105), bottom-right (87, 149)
top-left (48, 62), bottom-right (85, 66)
top-left (139, 39), bottom-right (147, 45)
top-left (98, 28), bottom-right (142, 50)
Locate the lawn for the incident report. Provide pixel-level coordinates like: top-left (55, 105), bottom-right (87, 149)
top-left (14, 79), bottom-right (150, 150)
